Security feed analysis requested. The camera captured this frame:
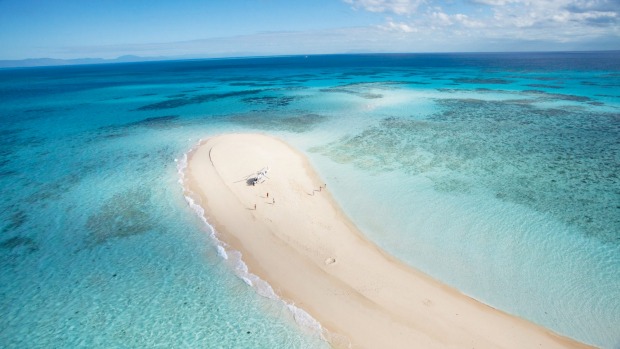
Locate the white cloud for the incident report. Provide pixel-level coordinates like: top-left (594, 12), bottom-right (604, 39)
top-left (551, 9), bottom-right (617, 23)
top-left (431, 11), bottom-right (453, 26)
top-left (343, 0), bottom-right (619, 30)
top-left (471, 0), bottom-right (520, 5)
top-left (356, 0), bottom-right (619, 50)
top-left (380, 20), bottom-right (416, 32)
top-left (427, 11), bottom-right (486, 28)
top-left (454, 14), bottom-right (486, 28)
top-left (344, 0), bottom-right (426, 15)
top-left (483, 0), bottom-right (619, 27)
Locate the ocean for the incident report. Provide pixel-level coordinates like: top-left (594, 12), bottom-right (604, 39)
top-left (0, 52), bottom-right (618, 348)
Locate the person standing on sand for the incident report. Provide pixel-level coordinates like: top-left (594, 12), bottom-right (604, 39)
top-left (272, 198), bottom-right (275, 204)
top-left (267, 192), bottom-right (269, 198)
top-left (254, 204), bottom-right (256, 210)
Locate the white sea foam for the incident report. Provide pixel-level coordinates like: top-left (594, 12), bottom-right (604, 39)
top-left (216, 245), bottom-right (228, 260)
top-left (250, 275), bottom-right (278, 300)
top-left (286, 304), bottom-right (323, 336)
top-left (176, 153), bottom-right (188, 185)
top-left (176, 142), bottom-right (326, 340)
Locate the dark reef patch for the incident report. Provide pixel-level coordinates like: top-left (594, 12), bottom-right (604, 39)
top-left (193, 90), bottom-right (262, 103)
top-left (241, 95), bottom-right (300, 108)
top-left (92, 115), bottom-right (182, 141)
top-left (525, 84), bottom-right (563, 89)
top-left (0, 169), bottom-right (18, 176)
top-left (134, 90), bottom-right (262, 111)
top-left (86, 187), bottom-right (157, 245)
top-left (453, 78), bottom-right (511, 84)
top-left (0, 236), bottom-right (38, 253)
top-left (0, 128), bottom-right (44, 174)
top-left (166, 93), bottom-right (187, 98)
top-left (0, 129), bottom-right (24, 159)
top-left (319, 82), bottom-right (409, 99)
top-left (229, 82), bottom-right (276, 88)
top-left (100, 132), bottom-right (129, 140)
top-left (26, 172), bottom-right (83, 204)
top-left (126, 115), bottom-right (180, 129)
top-left (1, 210), bottom-right (28, 234)
top-left (229, 112), bottom-right (327, 133)
top-left (135, 98), bottom-right (188, 110)
top-left (338, 70), bottom-right (383, 78)
top-left (217, 76), bottom-right (283, 83)
top-left (532, 76), bottom-right (560, 82)
top-left (580, 81), bottom-right (605, 87)
top-left (436, 88), bottom-right (461, 93)
top-left (23, 107), bottom-right (60, 113)
top-left (435, 87), bottom-right (597, 105)
top-left (522, 90), bottom-right (591, 102)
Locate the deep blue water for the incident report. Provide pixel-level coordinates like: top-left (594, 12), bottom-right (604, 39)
top-left (1, 52), bottom-right (619, 348)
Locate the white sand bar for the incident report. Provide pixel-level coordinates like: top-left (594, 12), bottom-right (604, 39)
top-left (185, 133), bottom-right (593, 349)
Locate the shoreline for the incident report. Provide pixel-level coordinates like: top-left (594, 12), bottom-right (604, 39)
top-left (183, 133), bottom-right (594, 349)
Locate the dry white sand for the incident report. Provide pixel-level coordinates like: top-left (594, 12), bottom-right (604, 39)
top-left (184, 133), bottom-right (593, 349)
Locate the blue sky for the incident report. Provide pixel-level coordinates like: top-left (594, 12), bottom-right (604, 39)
top-left (0, 0), bottom-right (618, 60)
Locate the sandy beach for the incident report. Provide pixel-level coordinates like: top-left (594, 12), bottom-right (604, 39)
top-left (184, 133), bottom-right (593, 349)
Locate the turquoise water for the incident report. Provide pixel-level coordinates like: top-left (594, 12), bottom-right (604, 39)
top-left (1, 53), bottom-right (619, 348)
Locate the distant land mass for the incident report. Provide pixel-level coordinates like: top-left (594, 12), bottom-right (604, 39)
top-left (0, 55), bottom-right (169, 68)
top-left (0, 52), bottom-right (272, 68)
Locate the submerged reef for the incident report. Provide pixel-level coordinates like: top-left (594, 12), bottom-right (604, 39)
top-left (313, 98), bottom-right (620, 243)
top-left (135, 90), bottom-right (263, 111)
top-left (125, 115), bottom-right (181, 129)
top-left (0, 236), bottom-right (38, 253)
top-left (241, 95), bottom-right (300, 108)
top-left (86, 187), bottom-right (157, 245)
top-left (320, 81), bottom-right (409, 100)
top-left (229, 112), bottom-right (328, 133)
top-left (453, 78), bottom-right (512, 84)
top-left (1, 210), bottom-right (28, 234)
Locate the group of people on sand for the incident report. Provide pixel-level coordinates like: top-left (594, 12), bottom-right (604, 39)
top-left (254, 193), bottom-right (275, 210)
top-left (253, 184), bottom-right (326, 210)
top-left (312, 183), bottom-right (327, 195)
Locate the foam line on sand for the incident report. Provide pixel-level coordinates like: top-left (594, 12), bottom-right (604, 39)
top-left (183, 133), bottom-right (593, 349)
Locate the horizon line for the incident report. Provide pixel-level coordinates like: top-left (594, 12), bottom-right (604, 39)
top-left (2, 50), bottom-right (619, 69)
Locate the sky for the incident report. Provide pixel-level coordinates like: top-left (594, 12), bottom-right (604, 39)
top-left (0, 0), bottom-right (618, 60)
